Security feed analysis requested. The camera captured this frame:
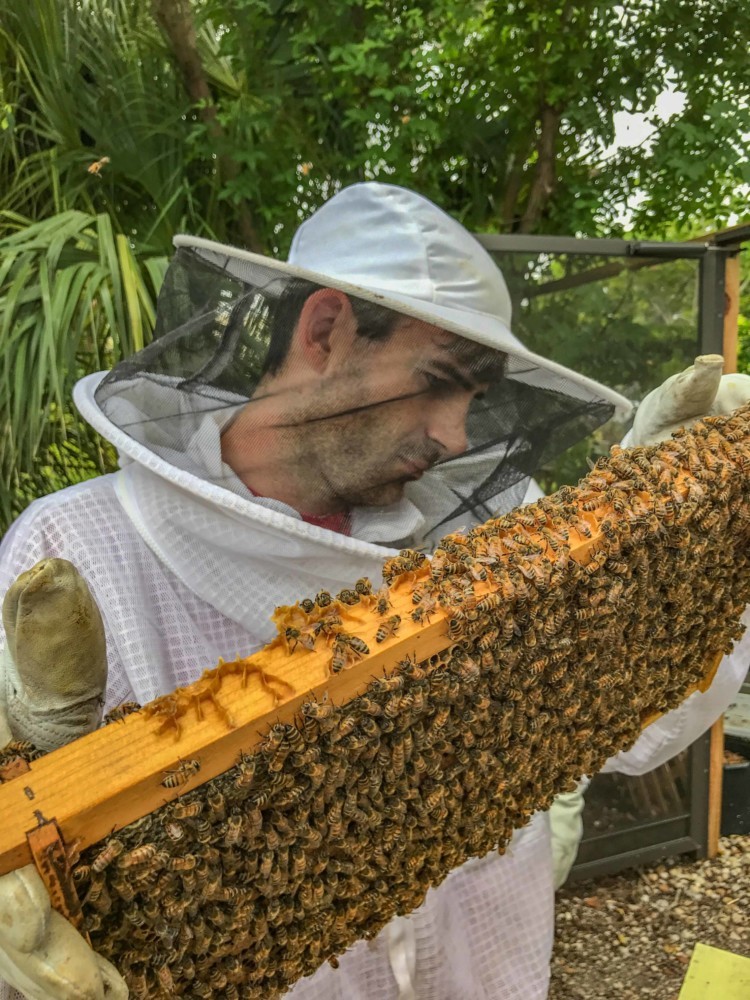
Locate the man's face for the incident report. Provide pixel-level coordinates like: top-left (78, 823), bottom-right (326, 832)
top-left (290, 318), bottom-right (501, 509)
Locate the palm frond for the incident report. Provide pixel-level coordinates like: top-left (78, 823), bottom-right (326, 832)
top-left (0, 210), bottom-right (167, 531)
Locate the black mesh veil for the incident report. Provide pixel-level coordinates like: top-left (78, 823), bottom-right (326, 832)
top-left (94, 243), bottom-right (617, 549)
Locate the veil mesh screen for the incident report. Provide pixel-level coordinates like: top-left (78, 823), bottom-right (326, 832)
top-left (95, 245), bottom-right (616, 547)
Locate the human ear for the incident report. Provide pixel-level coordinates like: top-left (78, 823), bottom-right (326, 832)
top-left (294, 288), bottom-right (355, 373)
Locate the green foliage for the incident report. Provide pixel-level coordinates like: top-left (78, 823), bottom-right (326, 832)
top-left (0, 0), bottom-right (748, 532)
top-left (10, 416), bottom-right (118, 526)
top-left (198, 0), bottom-right (750, 245)
top-left (0, 212), bottom-right (167, 529)
top-left (0, 0), bottom-right (238, 247)
top-left (510, 257), bottom-right (699, 396)
top-left (496, 252), bottom-right (704, 491)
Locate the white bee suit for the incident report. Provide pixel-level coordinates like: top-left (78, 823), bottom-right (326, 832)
top-left (1, 372), bottom-right (749, 1000)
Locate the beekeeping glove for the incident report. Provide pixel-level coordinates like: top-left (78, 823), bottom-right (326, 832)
top-left (0, 865), bottom-right (127, 999)
top-left (549, 777), bottom-right (590, 890)
top-left (1, 559), bottom-right (107, 753)
top-left (0, 559), bottom-right (128, 999)
top-left (630, 354), bottom-right (750, 447)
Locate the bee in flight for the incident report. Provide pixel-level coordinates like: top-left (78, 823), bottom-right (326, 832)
top-left (87, 156), bottom-right (111, 177)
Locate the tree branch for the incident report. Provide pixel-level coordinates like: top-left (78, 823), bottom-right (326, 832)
top-left (151, 0), bottom-right (264, 251)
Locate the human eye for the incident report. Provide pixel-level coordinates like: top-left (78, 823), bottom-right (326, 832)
top-left (423, 371), bottom-right (454, 392)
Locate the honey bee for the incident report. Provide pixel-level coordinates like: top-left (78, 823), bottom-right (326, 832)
top-left (352, 576), bottom-right (373, 596)
top-left (119, 844), bottom-right (158, 868)
top-left (606, 558), bottom-right (630, 576)
top-left (161, 818), bottom-right (184, 842)
top-left (86, 155), bottom-right (110, 176)
top-left (411, 602), bottom-right (435, 625)
top-left (429, 705), bottom-right (451, 736)
top-left (383, 549), bottom-right (428, 586)
top-left (330, 633), bottom-right (369, 673)
top-left (91, 838), bottom-right (124, 872)
top-left (476, 593), bottom-right (503, 614)
top-left (300, 598), bottom-right (316, 614)
top-left (170, 799), bottom-right (202, 819)
top-left (398, 654), bottom-right (426, 680)
top-left (103, 701), bottom-right (141, 724)
top-left (477, 627), bottom-right (499, 651)
top-left (330, 642), bottom-right (348, 674)
top-left (311, 610), bottom-right (344, 642)
top-left (228, 753), bottom-right (256, 792)
top-left (207, 789), bottom-right (226, 821)
top-left (161, 758), bottom-right (201, 788)
top-left (337, 588), bottom-right (360, 606)
top-left (284, 626), bottom-right (317, 652)
top-left (155, 960), bottom-right (175, 992)
top-left (574, 606), bottom-right (598, 621)
top-left (375, 615), bottom-right (401, 643)
top-left (72, 864), bottom-right (91, 884)
top-left (315, 590), bottom-right (334, 608)
top-left (584, 555), bottom-right (607, 576)
top-left (466, 557), bottom-right (490, 582)
top-left (193, 818), bottom-right (212, 843)
top-left (371, 584), bottom-right (393, 616)
top-left (571, 517), bottom-right (593, 539)
top-left (447, 616), bottom-right (465, 642)
top-left (359, 715), bottom-right (381, 739)
top-left (302, 697), bottom-right (336, 725)
top-left (266, 728), bottom-right (295, 773)
top-left (224, 829), bottom-right (246, 868)
top-left (127, 969), bottom-right (148, 999)
top-left (390, 737), bottom-right (406, 777)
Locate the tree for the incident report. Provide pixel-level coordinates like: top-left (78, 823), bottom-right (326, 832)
top-left (190, 0), bottom-right (750, 245)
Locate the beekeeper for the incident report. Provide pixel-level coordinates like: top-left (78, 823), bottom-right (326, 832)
top-left (1, 183), bottom-right (749, 1000)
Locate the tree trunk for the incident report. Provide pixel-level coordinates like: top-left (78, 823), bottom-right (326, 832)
top-left (518, 103), bottom-right (561, 234)
top-left (151, 0), bottom-right (264, 251)
top-left (500, 157), bottom-right (525, 232)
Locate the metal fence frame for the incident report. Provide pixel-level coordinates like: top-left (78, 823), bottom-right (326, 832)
top-left (475, 232), bottom-right (742, 359)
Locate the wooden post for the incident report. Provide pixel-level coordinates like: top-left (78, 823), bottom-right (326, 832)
top-left (722, 256), bottom-right (741, 377)
top-left (706, 253), bottom-right (742, 858)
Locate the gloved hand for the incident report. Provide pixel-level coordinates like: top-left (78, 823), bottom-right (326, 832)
top-left (1, 559), bottom-right (107, 753)
top-left (0, 866), bottom-right (127, 1000)
top-left (630, 354), bottom-right (750, 447)
top-left (548, 777), bottom-right (590, 890)
top-left (0, 559), bottom-right (129, 999)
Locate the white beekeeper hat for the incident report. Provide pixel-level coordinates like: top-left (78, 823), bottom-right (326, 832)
top-left (286, 182), bottom-right (632, 417)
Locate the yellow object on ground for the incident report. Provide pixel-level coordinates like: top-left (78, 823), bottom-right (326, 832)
top-left (678, 942), bottom-right (750, 1000)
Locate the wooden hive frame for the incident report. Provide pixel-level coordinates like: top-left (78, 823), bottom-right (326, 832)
top-left (1, 404), bottom-right (750, 997)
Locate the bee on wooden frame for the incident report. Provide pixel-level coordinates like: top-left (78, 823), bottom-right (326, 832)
top-left (375, 615), bottom-right (401, 643)
top-left (161, 758), bottom-right (201, 789)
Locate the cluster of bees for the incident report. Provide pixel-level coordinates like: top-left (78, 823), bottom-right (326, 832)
top-left (59, 404), bottom-right (750, 997)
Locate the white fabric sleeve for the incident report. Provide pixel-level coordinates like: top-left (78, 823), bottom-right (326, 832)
top-left (521, 478), bottom-right (546, 505)
top-left (603, 608), bottom-right (750, 776)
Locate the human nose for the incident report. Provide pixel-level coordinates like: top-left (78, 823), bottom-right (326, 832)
top-left (426, 395), bottom-right (470, 459)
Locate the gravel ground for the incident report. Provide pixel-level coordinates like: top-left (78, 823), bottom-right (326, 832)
top-left (549, 834), bottom-right (750, 999)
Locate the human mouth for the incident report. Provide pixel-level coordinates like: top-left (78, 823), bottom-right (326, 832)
top-left (401, 459), bottom-right (429, 480)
